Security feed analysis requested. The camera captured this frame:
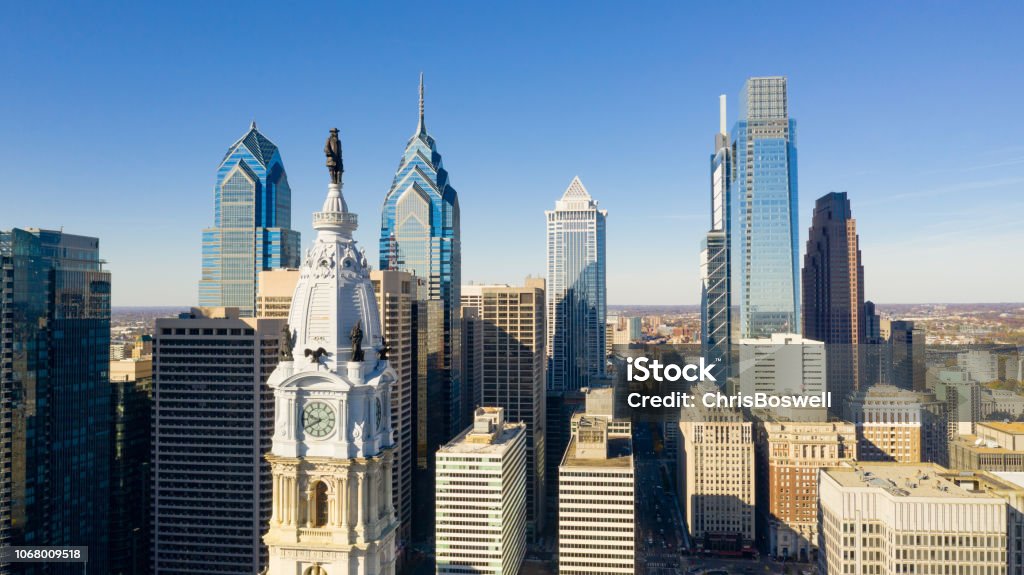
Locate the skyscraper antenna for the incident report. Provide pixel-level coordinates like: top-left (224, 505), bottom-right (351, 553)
top-left (719, 95), bottom-right (727, 136)
top-left (417, 72), bottom-right (425, 135)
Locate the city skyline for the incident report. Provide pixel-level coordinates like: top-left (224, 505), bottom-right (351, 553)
top-left (3, 2), bottom-right (1024, 308)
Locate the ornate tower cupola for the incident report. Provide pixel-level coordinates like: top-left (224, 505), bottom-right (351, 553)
top-left (264, 129), bottom-right (398, 575)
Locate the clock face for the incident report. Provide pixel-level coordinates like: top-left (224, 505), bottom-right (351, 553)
top-left (375, 397), bottom-right (384, 430)
top-left (302, 401), bottom-right (336, 438)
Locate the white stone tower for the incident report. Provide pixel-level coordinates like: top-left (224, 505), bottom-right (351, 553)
top-left (264, 129), bottom-right (398, 575)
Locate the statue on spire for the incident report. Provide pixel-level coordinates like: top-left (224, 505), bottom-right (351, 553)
top-left (324, 128), bottom-right (343, 185)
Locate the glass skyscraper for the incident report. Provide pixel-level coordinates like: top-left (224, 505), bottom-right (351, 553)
top-left (379, 76), bottom-right (462, 444)
top-left (200, 122), bottom-right (300, 317)
top-left (701, 95), bottom-right (732, 382)
top-left (1, 228), bottom-right (112, 575)
top-left (730, 76), bottom-right (800, 338)
top-left (545, 176), bottom-right (607, 392)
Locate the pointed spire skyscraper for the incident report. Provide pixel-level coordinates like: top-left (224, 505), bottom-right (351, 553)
top-left (378, 75), bottom-right (462, 540)
top-left (545, 176), bottom-right (608, 391)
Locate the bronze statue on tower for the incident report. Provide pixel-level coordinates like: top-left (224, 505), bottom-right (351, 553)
top-left (324, 128), bottom-right (343, 185)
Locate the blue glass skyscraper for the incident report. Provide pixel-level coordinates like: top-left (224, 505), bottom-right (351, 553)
top-left (730, 77), bottom-right (800, 338)
top-left (379, 75), bottom-right (462, 451)
top-left (1, 228), bottom-right (112, 575)
top-left (701, 95), bottom-right (732, 382)
top-left (200, 122), bottom-right (300, 317)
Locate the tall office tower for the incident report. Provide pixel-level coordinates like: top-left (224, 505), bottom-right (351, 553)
top-left (889, 320), bottom-right (925, 391)
top-left (200, 122), bottom-right (301, 317)
top-left (756, 420), bottom-right (856, 561)
top-left (701, 94), bottom-right (733, 382)
top-left (958, 350), bottom-right (999, 384)
top-left (460, 304), bottom-right (483, 426)
top-left (818, 462), bottom-right (1008, 575)
top-left (264, 131), bottom-right (398, 574)
top-left (951, 422), bottom-right (1024, 472)
top-left (738, 333), bottom-right (826, 398)
top-left (379, 75), bottom-right (462, 444)
top-left (558, 412), bottom-right (635, 575)
top-left (678, 381), bottom-right (756, 553)
top-left (436, 408), bottom-right (527, 575)
top-left (545, 176), bottom-right (607, 392)
top-left (845, 384), bottom-right (922, 462)
top-left (0, 228), bottom-right (112, 575)
top-left (256, 268), bottom-right (300, 318)
top-left (731, 76), bottom-right (800, 338)
top-left (152, 307), bottom-right (283, 574)
top-left (371, 269), bottom-right (415, 556)
top-left (462, 279), bottom-right (547, 536)
top-left (860, 300), bottom-right (888, 388)
top-left (109, 356), bottom-right (152, 575)
top-left (802, 192), bottom-right (864, 409)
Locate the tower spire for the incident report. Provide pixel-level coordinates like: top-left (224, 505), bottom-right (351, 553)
top-left (417, 72), bottom-right (426, 136)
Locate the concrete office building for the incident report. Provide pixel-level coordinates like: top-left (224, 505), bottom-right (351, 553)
top-left (845, 384), bottom-right (922, 463)
top-left (255, 268), bottom-right (300, 318)
top-left (152, 307), bottom-right (283, 573)
top-left (818, 462), bottom-right (1008, 575)
top-left (679, 381), bottom-right (756, 552)
top-left (738, 333), bottom-right (826, 397)
top-left (958, 350), bottom-right (999, 384)
top-left (371, 269), bottom-right (416, 555)
top-left (757, 420), bottom-right (856, 561)
top-left (436, 407), bottom-right (527, 575)
top-left (951, 422), bottom-right (1024, 472)
top-left (558, 412), bottom-right (635, 575)
top-left (462, 280), bottom-right (547, 536)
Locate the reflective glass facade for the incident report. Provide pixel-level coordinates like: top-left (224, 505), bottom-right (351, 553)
top-left (200, 124), bottom-right (300, 317)
top-left (701, 116), bottom-right (733, 381)
top-left (0, 228), bottom-right (112, 575)
top-left (545, 177), bottom-right (607, 392)
top-left (730, 77), bottom-right (800, 338)
top-left (379, 85), bottom-right (462, 447)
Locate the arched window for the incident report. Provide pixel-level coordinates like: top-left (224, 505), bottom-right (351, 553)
top-left (313, 481), bottom-right (329, 527)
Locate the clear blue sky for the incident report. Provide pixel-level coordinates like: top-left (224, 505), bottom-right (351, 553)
top-left (3, 2), bottom-right (1022, 306)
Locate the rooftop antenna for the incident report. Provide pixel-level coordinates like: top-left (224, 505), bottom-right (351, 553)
top-left (719, 94), bottom-right (727, 136)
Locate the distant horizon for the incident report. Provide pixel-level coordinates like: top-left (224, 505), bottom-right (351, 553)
top-left (110, 301), bottom-right (1024, 311)
top-left (4, 3), bottom-right (1023, 306)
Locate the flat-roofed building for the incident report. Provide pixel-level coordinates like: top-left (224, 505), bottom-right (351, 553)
top-left (558, 411), bottom-right (635, 575)
top-left (151, 307), bottom-right (283, 573)
top-left (819, 462), bottom-right (1008, 575)
top-left (951, 421), bottom-right (1024, 472)
top-left (436, 407), bottom-right (527, 575)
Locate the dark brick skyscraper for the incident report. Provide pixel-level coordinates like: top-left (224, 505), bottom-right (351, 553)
top-left (802, 192), bottom-right (864, 412)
